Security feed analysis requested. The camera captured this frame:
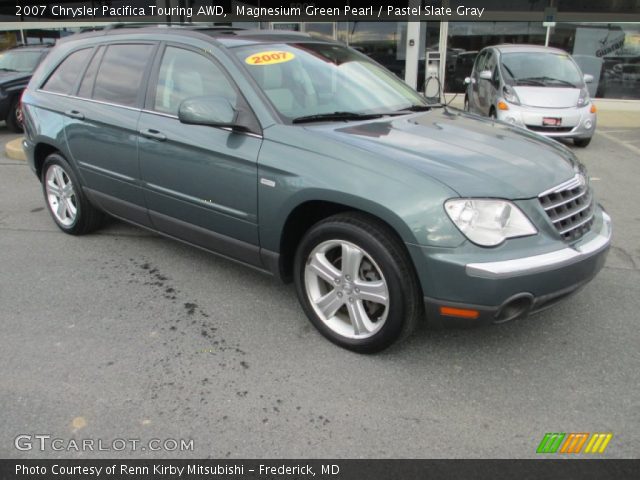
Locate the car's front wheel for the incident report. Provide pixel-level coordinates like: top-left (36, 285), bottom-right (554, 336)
top-left (294, 213), bottom-right (421, 353)
top-left (41, 153), bottom-right (104, 235)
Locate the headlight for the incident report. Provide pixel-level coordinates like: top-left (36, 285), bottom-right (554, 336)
top-left (502, 85), bottom-right (520, 105)
top-left (444, 199), bottom-right (537, 247)
top-left (577, 87), bottom-right (590, 107)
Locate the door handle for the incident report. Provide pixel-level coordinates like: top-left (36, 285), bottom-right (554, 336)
top-left (140, 128), bottom-right (167, 141)
top-left (65, 109), bottom-right (84, 120)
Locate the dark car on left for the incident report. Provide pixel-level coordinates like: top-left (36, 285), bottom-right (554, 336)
top-left (0, 44), bottom-right (52, 132)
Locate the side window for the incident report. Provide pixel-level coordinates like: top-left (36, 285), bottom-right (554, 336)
top-left (93, 44), bottom-right (154, 107)
top-left (77, 46), bottom-right (104, 98)
top-left (41, 48), bottom-right (92, 94)
top-left (473, 51), bottom-right (487, 74)
top-left (485, 52), bottom-right (496, 74)
top-left (153, 46), bottom-right (238, 115)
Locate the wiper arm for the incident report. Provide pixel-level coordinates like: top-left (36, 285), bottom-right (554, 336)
top-left (292, 111), bottom-right (387, 124)
top-left (397, 104), bottom-right (433, 112)
top-left (515, 77), bottom-right (546, 86)
top-left (521, 76), bottom-right (577, 87)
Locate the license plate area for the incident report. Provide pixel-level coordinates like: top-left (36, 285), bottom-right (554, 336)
top-left (542, 117), bottom-right (562, 126)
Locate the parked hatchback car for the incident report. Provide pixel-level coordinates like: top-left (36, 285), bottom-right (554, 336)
top-left (22, 26), bottom-right (611, 352)
top-left (465, 45), bottom-right (597, 147)
top-left (0, 43), bottom-right (51, 132)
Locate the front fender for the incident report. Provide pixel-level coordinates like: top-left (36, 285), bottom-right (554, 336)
top-left (257, 129), bottom-right (465, 252)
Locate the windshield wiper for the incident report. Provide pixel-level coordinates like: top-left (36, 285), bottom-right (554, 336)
top-left (0, 68), bottom-right (17, 72)
top-left (397, 104), bottom-right (433, 112)
top-left (520, 76), bottom-right (577, 88)
top-left (292, 111), bottom-right (389, 124)
top-left (515, 77), bottom-right (546, 86)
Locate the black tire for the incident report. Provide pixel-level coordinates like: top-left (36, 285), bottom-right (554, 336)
top-left (464, 96), bottom-right (469, 111)
top-left (489, 107), bottom-right (497, 119)
top-left (293, 212), bottom-right (422, 353)
top-left (41, 153), bottom-right (104, 235)
top-left (5, 96), bottom-right (24, 133)
top-left (574, 137), bottom-right (592, 148)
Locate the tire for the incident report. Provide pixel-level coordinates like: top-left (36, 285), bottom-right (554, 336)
top-left (293, 212), bottom-right (422, 353)
top-left (41, 153), bottom-right (104, 235)
top-left (464, 97), bottom-right (469, 111)
top-left (5, 96), bottom-right (24, 133)
top-left (574, 137), bottom-right (592, 148)
top-left (489, 108), bottom-right (497, 119)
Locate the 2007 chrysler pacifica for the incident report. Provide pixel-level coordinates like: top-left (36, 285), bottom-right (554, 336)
top-left (22, 25), bottom-right (611, 352)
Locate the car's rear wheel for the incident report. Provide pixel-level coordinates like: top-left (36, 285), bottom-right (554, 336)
top-left (6, 96), bottom-right (24, 133)
top-left (574, 137), bottom-right (592, 148)
top-left (42, 153), bottom-right (103, 235)
top-left (293, 212), bottom-right (421, 353)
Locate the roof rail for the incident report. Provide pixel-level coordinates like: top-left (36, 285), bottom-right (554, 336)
top-left (103, 22), bottom-right (246, 31)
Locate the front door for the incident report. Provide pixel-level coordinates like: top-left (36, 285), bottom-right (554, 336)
top-left (138, 44), bottom-right (262, 264)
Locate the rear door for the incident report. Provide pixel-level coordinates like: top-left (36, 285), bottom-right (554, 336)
top-left (137, 43), bottom-right (262, 264)
top-left (62, 42), bottom-right (157, 226)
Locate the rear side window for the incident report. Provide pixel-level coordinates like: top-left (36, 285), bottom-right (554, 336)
top-left (41, 48), bottom-right (92, 94)
top-left (152, 46), bottom-right (237, 115)
top-left (77, 46), bottom-right (104, 99)
top-left (92, 44), bottom-right (154, 107)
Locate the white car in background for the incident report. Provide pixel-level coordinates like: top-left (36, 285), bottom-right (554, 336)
top-left (465, 44), bottom-right (597, 147)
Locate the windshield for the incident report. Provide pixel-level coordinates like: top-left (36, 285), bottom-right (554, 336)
top-left (500, 52), bottom-right (583, 88)
top-left (0, 50), bottom-right (42, 73)
top-left (234, 43), bottom-right (430, 121)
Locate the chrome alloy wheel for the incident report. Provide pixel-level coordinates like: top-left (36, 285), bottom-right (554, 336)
top-left (304, 240), bottom-right (390, 339)
top-left (45, 165), bottom-right (78, 227)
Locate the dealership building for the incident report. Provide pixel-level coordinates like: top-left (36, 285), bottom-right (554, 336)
top-left (1, 0), bottom-right (639, 102)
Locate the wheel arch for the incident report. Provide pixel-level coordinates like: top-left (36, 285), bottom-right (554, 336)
top-left (270, 192), bottom-right (418, 283)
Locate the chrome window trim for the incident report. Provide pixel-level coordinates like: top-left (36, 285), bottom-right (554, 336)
top-left (35, 91), bottom-right (263, 139)
top-left (36, 89), bottom-right (142, 112)
top-left (466, 211), bottom-right (611, 279)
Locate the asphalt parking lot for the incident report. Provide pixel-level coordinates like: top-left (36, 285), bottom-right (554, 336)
top-left (1, 125), bottom-right (638, 459)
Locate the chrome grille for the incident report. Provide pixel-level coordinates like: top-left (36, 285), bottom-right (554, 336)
top-left (539, 174), bottom-right (594, 242)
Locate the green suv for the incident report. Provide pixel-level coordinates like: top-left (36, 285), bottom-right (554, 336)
top-left (22, 26), bottom-right (611, 352)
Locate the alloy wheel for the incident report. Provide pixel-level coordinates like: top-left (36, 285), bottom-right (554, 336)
top-left (45, 165), bottom-right (78, 227)
top-left (304, 239), bottom-right (389, 339)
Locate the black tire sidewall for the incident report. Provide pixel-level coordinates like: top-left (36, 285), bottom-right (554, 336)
top-left (6, 96), bottom-right (24, 133)
top-left (41, 154), bottom-right (86, 234)
top-left (294, 220), bottom-right (411, 353)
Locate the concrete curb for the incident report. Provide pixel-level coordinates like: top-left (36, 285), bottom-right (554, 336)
top-left (5, 137), bottom-right (26, 161)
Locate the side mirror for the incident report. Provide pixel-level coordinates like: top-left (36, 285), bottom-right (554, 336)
top-left (178, 96), bottom-right (237, 127)
top-left (464, 76), bottom-right (471, 85)
top-left (478, 70), bottom-right (492, 80)
top-left (584, 74), bottom-right (594, 84)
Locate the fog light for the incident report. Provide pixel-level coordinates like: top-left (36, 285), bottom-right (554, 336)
top-left (506, 117), bottom-right (517, 124)
top-left (584, 119), bottom-right (593, 130)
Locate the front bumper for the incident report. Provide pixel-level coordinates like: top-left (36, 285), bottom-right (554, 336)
top-left (413, 209), bottom-right (611, 327)
top-left (496, 101), bottom-right (596, 139)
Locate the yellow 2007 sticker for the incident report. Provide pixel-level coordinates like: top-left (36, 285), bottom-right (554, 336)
top-left (245, 51), bottom-right (295, 66)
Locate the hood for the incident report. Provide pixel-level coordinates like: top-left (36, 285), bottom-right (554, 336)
top-left (304, 108), bottom-right (579, 199)
top-left (513, 86), bottom-right (580, 108)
